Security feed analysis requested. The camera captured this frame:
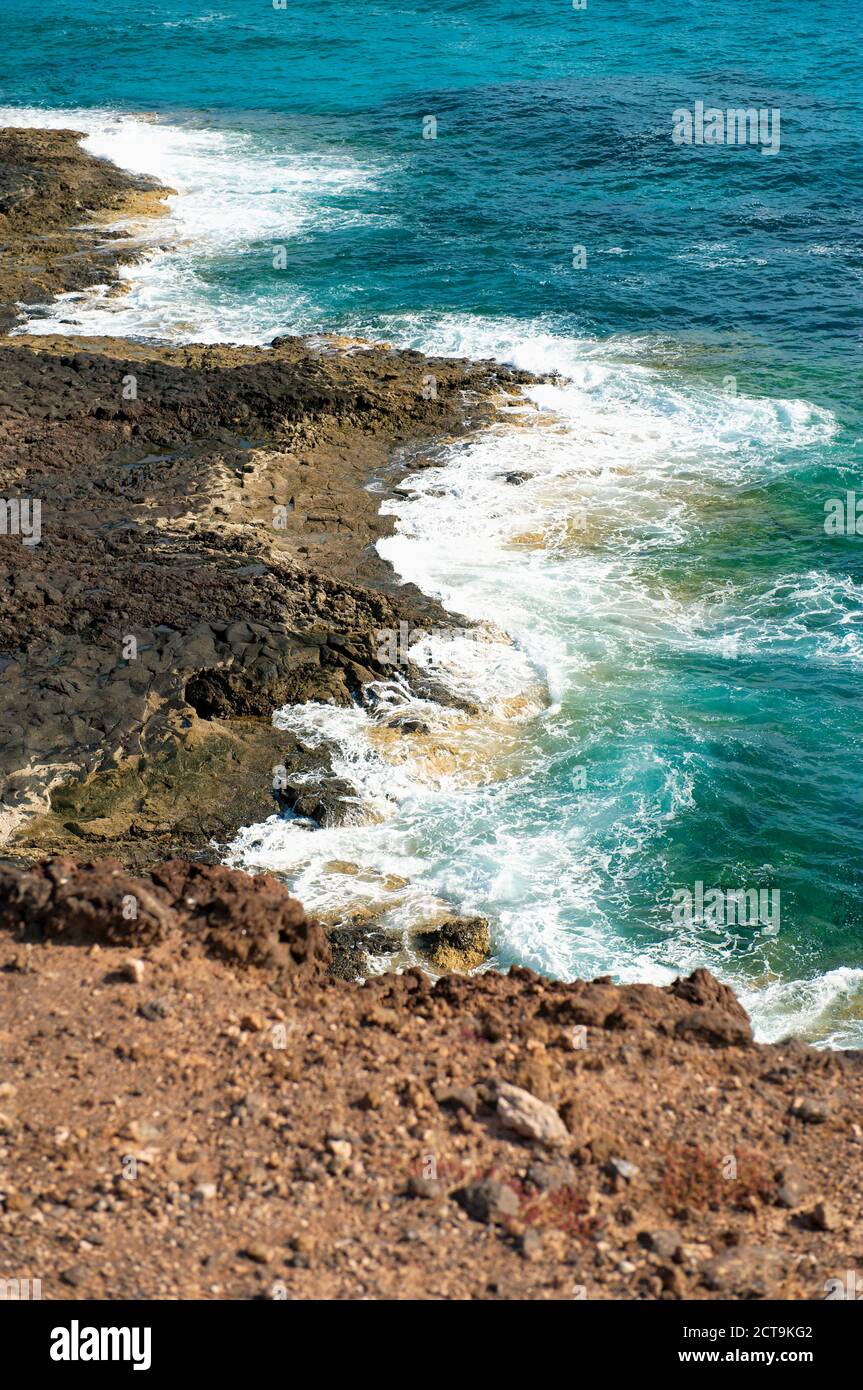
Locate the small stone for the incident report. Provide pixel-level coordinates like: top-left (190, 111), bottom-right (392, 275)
top-left (700, 1244), bottom-right (786, 1298)
top-left (454, 1180), bottom-right (520, 1224)
top-left (406, 1176), bottom-right (439, 1200)
top-left (434, 1083), bottom-right (479, 1116)
top-left (194, 1182), bottom-right (217, 1202)
top-left (356, 1087), bottom-right (383, 1111)
top-left (606, 1157), bottom-right (640, 1183)
top-left (60, 1265), bottom-right (86, 1288)
top-left (809, 1201), bottom-right (839, 1232)
top-left (326, 1138), bottom-right (352, 1162)
top-left (638, 1229), bottom-right (681, 1260)
top-left (287, 1233), bottom-right (315, 1268)
top-left (497, 1082), bottom-right (568, 1147)
top-left (240, 1243), bottom-right (274, 1266)
top-left (121, 958), bottom-right (145, 984)
top-left (124, 1119), bottom-right (161, 1144)
top-left (525, 1159), bottom-right (577, 1193)
top-left (137, 999), bottom-right (168, 1022)
top-left (775, 1163), bottom-right (808, 1209)
top-left (520, 1228), bottom-right (544, 1261)
top-left (0, 1083), bottom-right (18, 1101)
top-left (240, 1012), bottom-right (266, 1033)
top-left (791, 1096), bottom-right (830, 1124)
top-left (5, 948), bottom-right (36, 974)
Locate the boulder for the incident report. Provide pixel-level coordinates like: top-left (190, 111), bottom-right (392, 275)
top-left (414, 915), bottom-right (490, 972)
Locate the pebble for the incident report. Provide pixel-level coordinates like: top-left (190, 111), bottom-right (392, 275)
top-left (240, 1243), bottom-right (274, 1266)
top-left (809, 1200), bottom-right (839, 1232)
top-left (791, 1096), bottom-right (830, 1124)
top-left (606, 1157), bottom-right (640, 1182)
top-left (638, 1229), bottom-right (681, 1260)
top-left (137, 999), bottom-right (168, 1022)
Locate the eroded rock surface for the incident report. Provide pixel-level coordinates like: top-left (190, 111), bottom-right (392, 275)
top-left (0, 127), bottom-right (172, 332)
top-left (0, 134), bottom-right (531, 865)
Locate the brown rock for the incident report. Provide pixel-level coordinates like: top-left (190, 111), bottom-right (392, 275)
top-left (675, 1008), bottom-right (752, 1048)
top-left (454, 1180), bottom-right (520, 1224)
top-left (240, 1243), bottom-right (275, 1266)
top-left (809, 1201), bottom-right (839, 1232)
top-left (414, 917), bottom-right (490, 973)
top-left (497, 1082), bottom-right (568, 1148)
top-left (700, 1245), bottom-right (787, 1298)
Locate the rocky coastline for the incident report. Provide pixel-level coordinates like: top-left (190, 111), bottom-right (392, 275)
top-left (0, 129), bottom-right (531, 876)
top-left (1, 129), bottom-right (861, 1302)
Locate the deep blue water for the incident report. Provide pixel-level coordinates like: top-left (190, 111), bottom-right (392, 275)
top-left (2, 0), bottom-right (862, 1042)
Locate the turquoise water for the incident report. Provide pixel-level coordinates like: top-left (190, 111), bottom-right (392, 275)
top-left (2, 0), bottom-right (862, 1043)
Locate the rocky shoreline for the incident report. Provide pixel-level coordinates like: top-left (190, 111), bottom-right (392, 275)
top-left (0, 128), bottom-right (532, 884)
top-left (0, 127), bottom-right (174, 336)
top-left (1, 128), bottom-right (861, 1302)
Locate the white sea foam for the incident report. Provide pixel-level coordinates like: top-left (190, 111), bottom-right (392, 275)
top-left (736, 968), bottom-right (863, 1049)
top-left (231, 337), bottom-right (846, 1040)
top-left (0, 105), bottom-right (384, 343)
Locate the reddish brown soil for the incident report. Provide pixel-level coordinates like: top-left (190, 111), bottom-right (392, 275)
top-left (1, 858), bottom-right (861, 1302)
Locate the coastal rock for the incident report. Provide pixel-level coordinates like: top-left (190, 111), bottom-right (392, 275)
top-left (670, 967), bottom-right (751, 1023)
top-left (414, 916), bottom-right (490, 972)
top-left (327, 919), bottom-right (399, 981)
top-left (775, 1163), bottom-right (809, 1209)
top-left (637, 1229), bottom-right (682, 1260)
top-left (0, 130), bottom-right (533, 865)
top-left (0, 127), bottom-right (173, 332)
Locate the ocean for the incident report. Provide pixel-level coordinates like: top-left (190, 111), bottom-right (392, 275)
top-left (2, 0), bottom-right (862, 1044)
